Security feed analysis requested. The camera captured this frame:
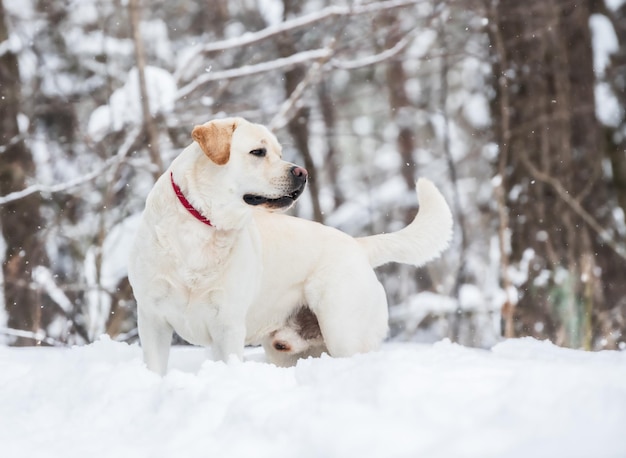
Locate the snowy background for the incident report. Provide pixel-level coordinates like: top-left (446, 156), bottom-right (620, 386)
top-left (1, 337), bottom-right (625, 458)
top-left (1, 1), bottom-right (626, 456)
top-left (1, 0), bottom-right (625, 349)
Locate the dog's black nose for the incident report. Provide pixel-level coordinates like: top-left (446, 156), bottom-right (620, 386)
top-left (291, 166), bottom-right (308, 181)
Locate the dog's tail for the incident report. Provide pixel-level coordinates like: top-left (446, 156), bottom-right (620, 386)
top-left (357, 179), bottom-right (453, 268)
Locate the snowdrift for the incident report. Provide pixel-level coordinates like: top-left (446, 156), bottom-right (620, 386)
top-left (1, 338), bottom-right (625, 458)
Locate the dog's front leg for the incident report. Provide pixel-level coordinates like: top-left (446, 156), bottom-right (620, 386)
top-left (207, 318), bottom-right (246, 362)
top-left (138, 310), bottom-right (173, 375)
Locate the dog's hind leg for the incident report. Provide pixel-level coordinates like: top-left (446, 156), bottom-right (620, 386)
top-left (307, 264), bottom-right (389, 358)
top-left (138, 310), bottom-right (173, 375)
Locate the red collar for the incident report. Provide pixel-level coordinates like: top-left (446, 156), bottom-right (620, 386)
top-left (170, 171), bottom-right (213, 227)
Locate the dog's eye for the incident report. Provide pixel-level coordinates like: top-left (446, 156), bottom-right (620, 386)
top-left (249, 148), bottom-right (266, 157)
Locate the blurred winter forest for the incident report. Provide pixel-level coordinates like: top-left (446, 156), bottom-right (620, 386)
top-left (1, 0), bottom-right (625, 351)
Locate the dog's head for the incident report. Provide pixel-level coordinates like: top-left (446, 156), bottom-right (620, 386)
top-left (192, 117), bottom-right (307, 211)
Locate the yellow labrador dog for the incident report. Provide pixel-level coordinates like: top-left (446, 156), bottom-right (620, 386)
top-left (128, 117), bottom-right (452, 374)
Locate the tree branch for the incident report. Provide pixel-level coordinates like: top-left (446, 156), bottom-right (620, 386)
top-left (269, 40), bottom-right (337, 131)
top-left (521, 155), bottom-right (626, 262)
top-left (0, 326), bottom-right (63, 346)
top-left (178, 32), bottom-right (416, 104)
top-left (177, 48), bottom-right (333, 100)
top-left (176, 0), bottom-right (431, 100)
top-left (176, 0), bottom-right (426, 81)
top-left (332, 32), bottom-right (413, 70)
top-left (0, 127), bottom-right (141, 206)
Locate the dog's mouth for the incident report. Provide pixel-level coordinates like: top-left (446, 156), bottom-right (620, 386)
top-left (243, 183), bottom-right (305, 209)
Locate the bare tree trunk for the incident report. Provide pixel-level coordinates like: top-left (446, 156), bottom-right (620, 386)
top-left (486, 0), bottom-right (623, 348)
top-left (600, 1), bottom-right (626, 226)
top-left (318, 80), bottom-right (344, 209)
top-left (129, 0), bottom-right (163, 179)
top-left (0, 0), bottom-right (49, 345)
top-left (485, 0), bottom-right (515, 339)
top-left (188, 0), bottom-right (229, 37)
top-left (278, 0), bottom-right (324, 223)
top-left (379, 12), bottom-right (417, 193)
top-left (436, 17), bottom-right (470, 342)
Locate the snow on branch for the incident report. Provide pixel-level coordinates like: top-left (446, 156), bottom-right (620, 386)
top-left (176, 48), bottom-right (333, 100)
top-left (176, 0), bottom-right (425, 80)
top-left (0, 162), bottom-right (114, 205)
top-left (270, 56), bottom-right (330, 131)
top-left (0, 134), bottom-right (25, 154)
top-left (331, 33), bottom-right (413, 70)
top-left (268, 33), bottom-right (414, 130)
top-left (178, 28), bottom-right (417, 102)
top-left (0, 327), bottom-right (62, 346)
top-left (0, 127), bottom-right (141, 206)
top-left (176, 0), bottom-right (432, 101)
top-left (33, 266), bottom-right (74, 315)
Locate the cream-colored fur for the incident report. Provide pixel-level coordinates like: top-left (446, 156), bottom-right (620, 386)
top-left (128, 117), bottom-right (453, 374)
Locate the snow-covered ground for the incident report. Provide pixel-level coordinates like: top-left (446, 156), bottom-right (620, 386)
top-left (1, 337), bottom-right (625, 458)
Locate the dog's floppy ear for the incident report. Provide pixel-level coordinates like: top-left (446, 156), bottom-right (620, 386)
top-left (191, 119), bottom-right (238, 165)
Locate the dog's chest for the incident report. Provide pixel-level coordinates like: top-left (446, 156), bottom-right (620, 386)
top-left (154, 223), bottom-right (222, 270)
top-left (155, 221), bottom-right (260, 294)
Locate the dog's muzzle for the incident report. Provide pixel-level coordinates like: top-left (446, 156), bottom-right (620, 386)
top-left (243, 166), bottom-right (308, 209)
